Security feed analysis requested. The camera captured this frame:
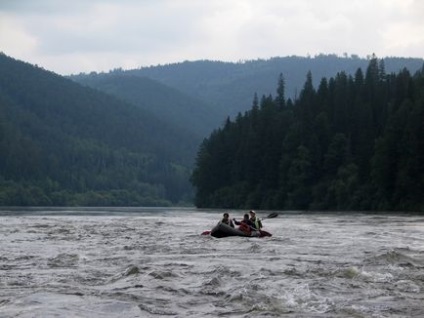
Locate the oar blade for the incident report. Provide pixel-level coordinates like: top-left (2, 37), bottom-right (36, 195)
top-left (267, 212), bottom-right (279, 219)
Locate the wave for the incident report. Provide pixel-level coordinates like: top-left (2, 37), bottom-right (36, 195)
top-left (47, 253), bottom-right (80, 268)
top-left (365, 249), bottom-right (423, 268)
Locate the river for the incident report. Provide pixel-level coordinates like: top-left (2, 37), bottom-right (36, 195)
top-left (0, 207), bottom-right (423, 317)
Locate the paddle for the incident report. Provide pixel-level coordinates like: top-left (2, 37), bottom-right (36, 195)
top-left (249, 212), bottom-right (277, 237)
top-left (262, 212), bottom-right (279, 220)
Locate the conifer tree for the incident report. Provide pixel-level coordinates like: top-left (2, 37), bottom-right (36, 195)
top-left (276, 73), bottom-right (286, 109)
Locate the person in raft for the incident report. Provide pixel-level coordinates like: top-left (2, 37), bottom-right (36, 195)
top-left (249, 210), bottom-right (263, 230)
top-left (221, 212), bottom-right (235, 228)
top-left (233, 213), bottom-right (256, 235)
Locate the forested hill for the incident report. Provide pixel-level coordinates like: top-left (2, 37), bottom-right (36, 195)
top-left (0, 53), bottom-right (200, 206)
top-left (71, 73), bottom-right (221, 138)
top-left (191, 58), bottom-right (424, 212)
top-left (120, 55), bottom-right (423, 118)
top-left (71, 55), bottom-right (423, 139)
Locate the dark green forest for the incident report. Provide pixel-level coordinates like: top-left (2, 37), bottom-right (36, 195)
top-left (191, 57), bottom-right (424, 212)
top-left (0, 53), bottom-right (199, 206)
top-left (2, 52), bottom-right (424, 209)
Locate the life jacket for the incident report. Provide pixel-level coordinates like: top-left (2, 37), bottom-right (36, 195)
top-left (238, 222), bottom-right (251, 235)
top-left (251, 217), bottom-right (261, 229)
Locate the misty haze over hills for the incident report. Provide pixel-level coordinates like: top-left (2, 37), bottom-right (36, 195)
top-left (71, 73), bottom-right (222, 139)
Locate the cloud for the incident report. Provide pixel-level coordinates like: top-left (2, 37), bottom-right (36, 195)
top-left (0, 14), bottom-right (38, 55)
top-left (380, 0), bottom-right (424, 56)
top-left (0, 0), bottom-right (422, 75)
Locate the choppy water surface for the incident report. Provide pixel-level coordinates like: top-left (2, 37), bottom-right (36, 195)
top-left (1, 208), bottom-right (424, 317)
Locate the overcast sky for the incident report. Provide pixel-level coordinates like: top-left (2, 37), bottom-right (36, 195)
top-left (1, 0), bottom-right (423, 75)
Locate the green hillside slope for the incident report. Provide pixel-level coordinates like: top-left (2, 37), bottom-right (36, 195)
top-left (71, 73), bottom-right (222, 138)
top-left (0, 53), bottom-right (199, 206)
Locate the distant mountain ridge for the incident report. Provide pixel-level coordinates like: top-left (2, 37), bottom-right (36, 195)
top-left (133, 55), bottom-right (424, 114)
top-left (72, 55), bottom-right (424, 131)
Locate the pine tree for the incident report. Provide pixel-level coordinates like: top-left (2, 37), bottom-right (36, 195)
top-left (276, 73), bottom-right (286, 109)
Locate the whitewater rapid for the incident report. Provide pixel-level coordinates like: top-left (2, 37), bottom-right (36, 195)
top-left (0, 208), bottom-right (423, 317)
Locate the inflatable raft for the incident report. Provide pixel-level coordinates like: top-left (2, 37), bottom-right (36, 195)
top-left (202, 222), bottom-right (272, 238)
